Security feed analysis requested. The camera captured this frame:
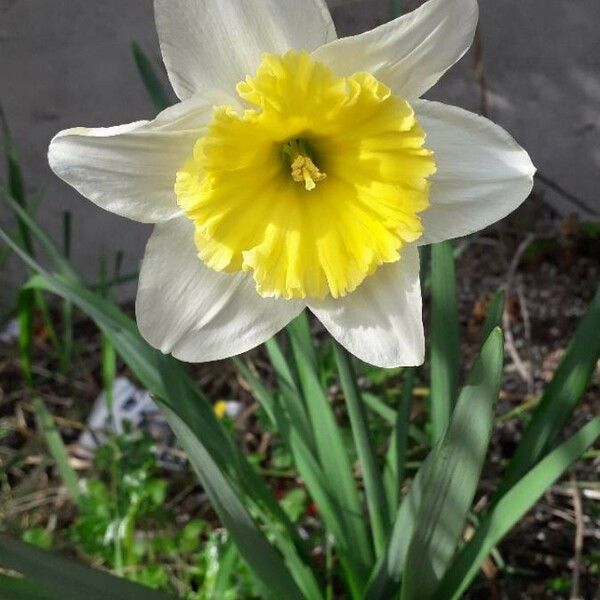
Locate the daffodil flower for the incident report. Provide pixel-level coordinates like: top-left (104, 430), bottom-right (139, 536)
top-left (48, 0), bottom-right (534, 367)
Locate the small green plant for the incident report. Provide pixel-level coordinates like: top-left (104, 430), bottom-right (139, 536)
top-left (69, 430), bottom-right (259, 599)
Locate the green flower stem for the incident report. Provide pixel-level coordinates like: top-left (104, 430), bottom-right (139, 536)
top-left (333, 341), bottom-right (390, 557)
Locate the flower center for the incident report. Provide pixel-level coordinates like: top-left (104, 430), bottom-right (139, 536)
top-left (283, 139), bottom-right (327, 191)
top-left (175, 51), bottom-right (436, 300)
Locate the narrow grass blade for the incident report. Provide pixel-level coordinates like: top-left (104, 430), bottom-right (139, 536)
top-left (1, 103), bottom-right (32, 255)
top-left (402, 328), bottom-right (504, 600)
top-left (236, 356), bottom-right (357, 598)
top-left (17, 287), bottom-right (35, 387)
top-left (59, 211), bottom-right (74, 373)
top-left (383, 368), bottom-right (415, 513)
top-left (264, 336), bottom-right (314, 450)
top-left (235, 352), bottom-right (366, 597)
top-left (288, 325), bottom-right (373, 577)
top-left (434, 415), bottom-right (600, 600)
top-left (363, 391), bottom-right (429, 447)
top-left (2, 193), bottom-right (80, 281)
top-left (32, 397), bottom-right (82, 506)
top-left (212, 543), bottom-right (238, 599)
top-left (98, 258), bottom-right (117, 411)
top-left (361, 392), bottom-right (396, 423)
top-left (287, 311), bottom-right (319, 374)
top-left (131, 42), bottom-right (170, 111)
top-left (497, 285), bottom-right (600, 497)
top-left (334, 341), bottom-right (389, 556)
top-left (0, 534), bottom-right (174, 600)
top-left (280, 410), bottom-right (364, 599)
top-left (480, 290), bottom-right (505, 345)
top-left (390, 0), bottom-right (404, 18)
top-left (429, 241), bottom-right (460, 444)
top-left (232, 358), bottom-right (276, 423)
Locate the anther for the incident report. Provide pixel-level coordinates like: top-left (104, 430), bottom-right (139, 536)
top-left (290, 155), bottom-right (327, 191)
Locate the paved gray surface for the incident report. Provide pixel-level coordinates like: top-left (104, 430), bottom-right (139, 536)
top-left (1, 0), bottom-right (599, 308)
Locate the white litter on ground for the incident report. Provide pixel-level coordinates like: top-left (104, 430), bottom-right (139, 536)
top-left (0, 318), bottom-right (19, 345)
top-left (77, 377), bottom-right (185, 470)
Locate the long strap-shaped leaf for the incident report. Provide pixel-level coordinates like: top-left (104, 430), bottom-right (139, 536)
top-left (288, 321), bottom-right (374, 578)
top-left (429, 241), bottom-right (460, 444)
top-left (236, 352), bottom-right (366, 597)
top-left (497, 285), bottom-right (600, 497)
top-left (366, 328), bottom-right (503, 599)
top-left (334, 341), bottom-right (390, 557)
top-left (365, 450), bottom-right (435, 600)
top-left (162, 404), bottom-right (305, 600)
top-left (434, 415), bottom-right (600, 599)
top-left (131, 42), bottom-right (171, 112)
top-left (401, 328), bottom-right (504, 599)
top-left (0, 535), bottom-right (174, 600)
top-left (0, 574), bottom-right (59, 600)
top-left (383, 368), bottom-right (415, 516)
top-left (265, 336), bottom-right (315, 452)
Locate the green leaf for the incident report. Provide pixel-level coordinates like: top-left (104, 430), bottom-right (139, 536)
top-left (429, 241), bottom-right (460, 444)
top-left (131, 42), bottom-right (170, 112)
top-left (361, 393), bottom-right (397, 424)
top-left (480, 290), bottom-right (505, 346)
top-left (235, 354), bottom-right (362, 598)
top-left (0, 574), bottom-right (59, 600)
top-left (33, 397), bottom-right (82, 507)
top-left (367, 329), bottom-right (504, 600)
top-left (17, 287), bottom-right (35, 387)
top-left (161, 403), bottom-right (305, 600)
top-left (0, 535), bottom-right (174, 600)
top-left (434, 415), bottom-right (600, 600)
top-left (264, 336), bottom-right (315, 450)
top-left (2, 192), bottom-right (80, 281)
top-left (212, 542), bottom-right (239, 599)
top-left (288, 324), bottom-right (373, 578)
top-left (277, 407), bottom-right (364, 599)
top-left (1, 103), bottom-right (32, 256)
top-left (334, 341), bottom-right (389, 556)
top-left (402, 328), bottom-right (504, 600)
top-left (287, 312), bottom-right (319, 374)
top-left (365, 451), bottom-right (435, 600)
top-left (232, 358), bottom-right (276, 423)
top-left (390, 0), bottom-right (404, 18)
top-left (498, 285), bottom-right (600, 496)
top-left (362, 390), bottom-right (428, 448)
top-left (383, 368), bottom-right (415, 514)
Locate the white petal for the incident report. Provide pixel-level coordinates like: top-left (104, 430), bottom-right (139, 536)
top-left (415, 100), bottom-right (536, 245)
top-left (154, 0), bottom-right (337, 100)
top-left (309, 246), bottom-right (423, 368)
top-left (313, 0), bottom-right (478, 100)
top-left (136, 218), bottom-right (304, 362)
top-left (48, 94), bottom-right (217, 223)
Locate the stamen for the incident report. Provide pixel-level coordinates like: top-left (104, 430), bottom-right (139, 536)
top-left (291, 155), bottom-right (327, 191)
top-left (283, 139), bottom-right (327, 191)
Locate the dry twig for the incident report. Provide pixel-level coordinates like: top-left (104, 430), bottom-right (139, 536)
top-left (570, 475), bottom-right (584, 600)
